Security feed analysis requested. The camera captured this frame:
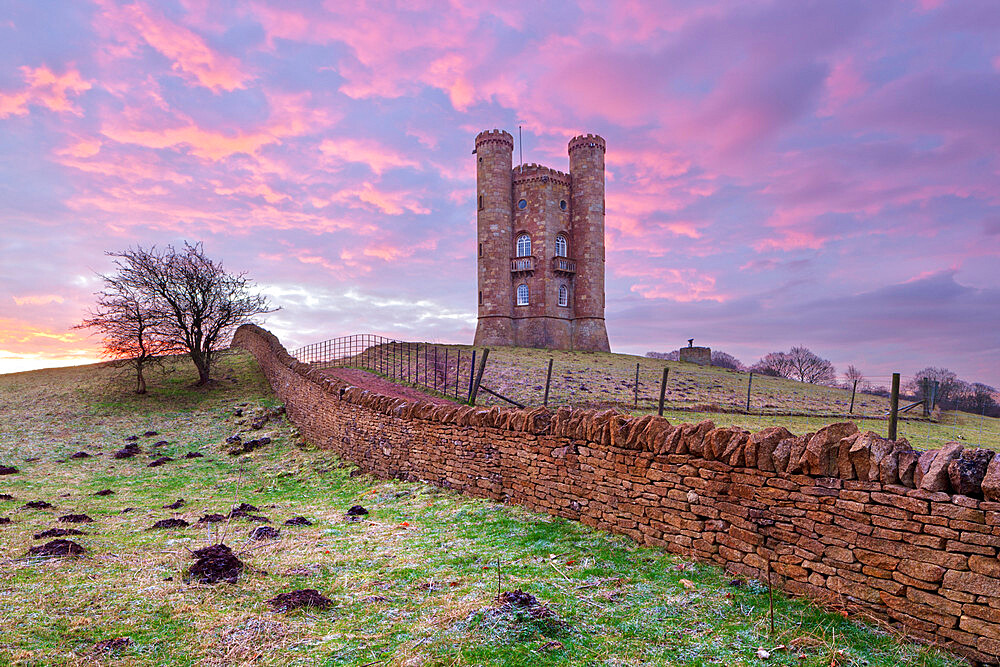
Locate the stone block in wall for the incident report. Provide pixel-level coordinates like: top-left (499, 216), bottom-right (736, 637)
top-left (949, 448), bottom-right (996, 497)
top-left (919, 442), bottom-right (964, 492)
top-left (750, 426), bottom-right (793, 472)
top-left (683, 420), bottom-right (715, 458)
top-left (983, 455), bottom-right (1000, 502)
top-left (880, 439), bottom-right (916, 485)
top-left (836, 432), bottom-right (861, 479)
top-left (848, 432), bottom-right (895, 482)
top-left (802, 422), bottom-right (859, 476)
top-left (773, 435), bottom-right (803, 473)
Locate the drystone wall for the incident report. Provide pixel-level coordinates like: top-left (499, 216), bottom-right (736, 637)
top-left (233, 324), bottom-right (1000, 665)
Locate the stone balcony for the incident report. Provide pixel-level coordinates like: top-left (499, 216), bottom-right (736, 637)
top-left (552, 257), bottom-right (576, 274)
top-left (511, 256), bottom-right (535, 273)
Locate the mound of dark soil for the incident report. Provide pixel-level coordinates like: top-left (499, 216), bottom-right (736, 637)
top-left (94, 489), bottom-right (114, 496)
top-left (192, 543), bottom-right (232, 559)
top-left (69, 451), bottom-right (91, 459)
top-left (227, 437), bottom-right (271, 456)
top-left (34, 527), bottom-right (87, 539)
top-left (0, 517), bottom-right (11, 525)
top-left (188, 545), bottom-right (244, 584)
top-left (232, 502), bottom-right (260, 513)
top-left (0, 493), bottom-right (13, 500)
top-left (92, 637), bottom-right (132, 652)
top-left (184, 451), bottom-right (204, 459)
top-left (142, 430), bottom-right (158, 437)
top-left (150, 518), bottom-right (190, 529)
top-left (28, 539), bottom-right (85, 557)
top-left (345, 505), bottom-right (369, 521)
top-left (113, 444), bottom-right (141, 459)
top-left (249, 526), bottom-right (280, 540)
top-left (24, 500), bottom-right (53, 509)
top-left (284, 517), bottom-right (312, 526)
top-left (162, 499), bottom-right (185, 509)
top-left (197, 513), bottom-right (226, 524)
top-left (266, 589), bottom-right (332, 611)
top-left (225, 434), bottom-right (242, 444)
top-left (0, 465), bottom-right (19, 475)
top-left (59, 514), bottom-right (94, 523)
top-left (148, 456), bottom-right (173, 467)
top-left (151, 440), bottom-right (168, 447)
top-left (497, 590), bottom-right (560, 619)
top-left (124, 435), bottom-right (139, 442)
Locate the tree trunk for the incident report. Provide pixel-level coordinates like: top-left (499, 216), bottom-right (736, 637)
top-left (191, 351), bottom-right (211, 385)
top-left (136, 360), bottom-right (147, 394)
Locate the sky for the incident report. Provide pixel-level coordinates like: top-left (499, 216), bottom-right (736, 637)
top-left (1, 0), bottom-right (998, 387)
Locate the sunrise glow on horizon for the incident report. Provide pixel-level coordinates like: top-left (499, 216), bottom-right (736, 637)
top-left (1, 1), bottom-right (998, 386)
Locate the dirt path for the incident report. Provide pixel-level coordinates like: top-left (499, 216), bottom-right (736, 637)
top-left (317, 367), bottom-right (452, 405)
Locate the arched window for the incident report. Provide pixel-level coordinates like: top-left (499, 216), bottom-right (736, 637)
top-left (558, 284), bottom-right (568, 307)
top-left (516, 284), bottom-right (529, 306)
top-left (555, 234), bottom-right (567, 258)
top-left (516, 234), bottom-right (531, 257)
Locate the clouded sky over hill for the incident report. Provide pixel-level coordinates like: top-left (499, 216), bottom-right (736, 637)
top-left (1, 0), bottom-right (998, 386)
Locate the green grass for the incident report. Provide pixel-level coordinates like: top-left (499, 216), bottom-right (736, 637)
top-left (0, 353), bottom-right (965, 666)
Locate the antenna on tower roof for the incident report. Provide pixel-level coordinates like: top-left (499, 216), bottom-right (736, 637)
top-left (518, 124), bottom-right (523, 173)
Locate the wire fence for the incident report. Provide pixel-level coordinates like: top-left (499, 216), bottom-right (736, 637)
top-left (289, 335), bottom-right (1000, 451)
top-left (292, 334), bottom-right (478, 402)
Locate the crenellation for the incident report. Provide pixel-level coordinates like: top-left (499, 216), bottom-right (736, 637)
top-left (474, 129), bottom-right (610, 351)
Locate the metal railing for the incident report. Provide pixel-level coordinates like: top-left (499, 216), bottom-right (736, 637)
top-left (292, 334), bottom-right (478, 403)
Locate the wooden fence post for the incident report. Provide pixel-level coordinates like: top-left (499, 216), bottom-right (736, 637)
top-left (921, 378), bottom-right (930, 417)
top-left (467, 350), bottom-right (476, 403)
top-left (849, 379), bottom-right (858, 414)
top-left (657, 367), bottom-right (669, 416)
top-left (888, 372), bottom-right (900, 441)
top-left (746, 372), bottom-right (754, 413)
top-left (634, 362), bottom-right (640, 409)
top-left (470, 348), bottom-right (489, 406)
top-left (543, 358), bottom-right (554, 407)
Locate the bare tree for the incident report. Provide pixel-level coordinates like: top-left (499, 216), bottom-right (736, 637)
top-left (710, 350), bottom-right (746, 371)
top-left (751, 347), bottom-right (835, 384)
top-left (645, 350), bottom-right (679, 361)
top-left (908, 367), bottom-right (962, 408)
top-left (103, 242), bottom-right (274, 386)
top-left (750, 352), bottom-right (795, 378)
top-left (76, 278), bottom-right (181, 393)
top-left (845, 365), bottom-right (865, 383)
top-left (786, 346), bottom-right (836, 384)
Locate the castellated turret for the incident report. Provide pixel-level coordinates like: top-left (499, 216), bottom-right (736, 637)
top-left (473, 129), bottom-right (611, 352)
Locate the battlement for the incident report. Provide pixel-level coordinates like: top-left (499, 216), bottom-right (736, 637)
top-left (568, 133), bottom-right (606, 153)
top-left (475, 129), bottom-right (514, 148)
top-left (512, 163), bottom-right (571, 186)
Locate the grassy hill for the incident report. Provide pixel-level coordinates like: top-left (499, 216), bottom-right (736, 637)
top-left (0, 354), bottom-right (964, 666)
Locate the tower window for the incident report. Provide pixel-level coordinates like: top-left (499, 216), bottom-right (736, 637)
top-left (478, 195), bottom-right (484, 210)
top-left (516, 284), bottom-right (529, 306)
top-left (558, 284), bottom-right (568, 307)
top-left (479, 290), bottom-right (483, 305)
top-left (516, 234), bottom-right (531, 257)
top-left (560, 200), bottom-right (567, 211)
top-left (517, 198), bottom-right (527, 210)
top-left (478, 242), bottom-right (483, 257)
top-left (555, 234), bottom-right (567, 258)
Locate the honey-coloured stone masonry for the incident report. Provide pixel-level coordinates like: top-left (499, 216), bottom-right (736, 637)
top-left (473, 129), bottom-right (610, 351)
top-left (234, 324), bottom-right (1000, 665)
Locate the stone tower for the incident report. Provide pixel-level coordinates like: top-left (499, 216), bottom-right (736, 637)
top-left (473, 129), bottom-right (611, 352)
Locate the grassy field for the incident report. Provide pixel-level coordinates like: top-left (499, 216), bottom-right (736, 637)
top-left (0, 353), bottom-right (965, 666)
top-left (308, 341), bottom-right (1000, 452)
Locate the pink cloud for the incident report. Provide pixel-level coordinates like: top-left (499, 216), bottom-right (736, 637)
top-left (97, 1), bottom-right (250, 92)
top-left (0, 65), bottom-right (91, 118)
top-left (12, 295), bottom-right (65, 306)
top-left (319, 138), bottom-right (420, 175)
